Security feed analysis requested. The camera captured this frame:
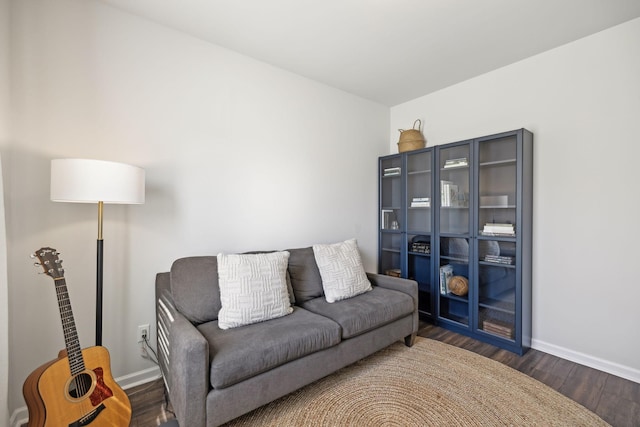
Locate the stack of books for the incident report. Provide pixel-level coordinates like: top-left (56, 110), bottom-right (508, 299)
top-left (484, 254), bottom-right (514, 265)
top-left (439, 264), bottom-right (454, 295)
top-left (482, 223), bottom-right (515, 236)
top-left (440, 181), bottom-right (458, 207)
top-left (385, 269), bottom-right (401, 278)
top-left (410, 197), bottom-right (430, 207)
top-left (443, 158), bottom-right (468, 168)
top-left (383, 167), bottom-right (401, 177)
top-left (411, 242), bottom-right (430, 254)
top-left (483, 318), bottom-right (514, 339)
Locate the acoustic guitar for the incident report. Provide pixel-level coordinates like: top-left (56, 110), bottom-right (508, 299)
top-left (23, 247), bottom-right (131, 427)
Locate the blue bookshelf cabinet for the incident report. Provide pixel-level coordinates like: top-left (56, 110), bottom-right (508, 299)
top-left (379, 128), bottom-right (532, 355)
top-left (379, 147), bottom-right (435, 319)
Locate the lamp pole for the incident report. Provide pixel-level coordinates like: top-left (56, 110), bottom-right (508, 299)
top-left (96, 201), bottom-right (104, 347)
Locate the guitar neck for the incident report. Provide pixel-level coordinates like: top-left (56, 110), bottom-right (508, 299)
top-left (53, 277), bottom-right (86, 375)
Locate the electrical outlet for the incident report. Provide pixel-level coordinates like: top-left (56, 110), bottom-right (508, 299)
top-left (137, 324), bottom-right (150, 343)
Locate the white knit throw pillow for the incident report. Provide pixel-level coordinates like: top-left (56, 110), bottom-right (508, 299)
top-left (312, 239), bottom-right (372, 303)
top-left (217, 251), bottom-right (293, 329)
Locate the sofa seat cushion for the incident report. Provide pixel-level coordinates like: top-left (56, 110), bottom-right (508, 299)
top-left (300, 286), bottom-right (414, 339)
top-left (197, 307), bottom-right (341, 389)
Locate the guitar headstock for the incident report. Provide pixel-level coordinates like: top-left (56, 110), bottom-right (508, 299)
top-left (32, 247), bottom-right (64, 279)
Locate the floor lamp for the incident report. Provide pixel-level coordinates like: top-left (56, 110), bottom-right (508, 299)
top-left (50, 159), bottom-right (145, 346)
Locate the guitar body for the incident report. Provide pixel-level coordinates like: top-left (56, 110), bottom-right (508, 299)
top-left (23, 346), bottom-right (131, 427)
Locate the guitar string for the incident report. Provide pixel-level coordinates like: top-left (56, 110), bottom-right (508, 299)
top-left (54, 276), bottom-right (95, 417)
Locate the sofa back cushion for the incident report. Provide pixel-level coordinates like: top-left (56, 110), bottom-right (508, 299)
top-left (171, 256), bottom-right (221, 324)
top-left (286, 247), bottom-right (324, 303)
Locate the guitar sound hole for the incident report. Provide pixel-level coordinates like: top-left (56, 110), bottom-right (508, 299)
top-left (68, 373), bottom-right (93, 398)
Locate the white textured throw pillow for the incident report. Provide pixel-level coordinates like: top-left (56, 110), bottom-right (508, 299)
top-left (217, 251), bottom-right (293, 329)
top-left (312, 239), bottom-right (372, 303)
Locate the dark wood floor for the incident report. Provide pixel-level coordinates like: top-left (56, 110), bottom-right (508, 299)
top-left (418, 324), bottom-right (640, 427)
top-left (127, 324), bottom-right (640, 427)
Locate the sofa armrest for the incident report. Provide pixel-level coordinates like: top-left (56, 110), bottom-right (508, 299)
top-left (366, 272), bottom-right (419, 338)
top-left (366, 272), bottom-right (418, 301)
top-left (156, 272), bottom-right (210, 427)
top-left (170, 312), bottom-right (209, 427)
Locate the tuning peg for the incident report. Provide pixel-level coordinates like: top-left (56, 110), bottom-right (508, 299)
top-left (33, 262), bottom-right (41, 267)
top-left (29, 253), bottom-right (36, 259)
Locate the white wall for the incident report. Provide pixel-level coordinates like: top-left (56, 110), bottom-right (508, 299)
top-left (6, 0), bottom-right (388, 421)
top-left (391, 18), bottom-right (640, 382)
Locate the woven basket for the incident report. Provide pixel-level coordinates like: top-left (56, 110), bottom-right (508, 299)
top-left (448, 276), bottom-right (469, 296)
top-left (397, 119), bottom-right (426, 153)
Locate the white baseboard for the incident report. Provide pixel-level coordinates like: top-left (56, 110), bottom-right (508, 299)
top-left (10, 366), bottom-right (162, 427)
top-left (532, 338), bottom-right (640, 384)
top-left (117, 365), bottom-right (162, 390)
top-left (9, 408), bottom-right (27, 427)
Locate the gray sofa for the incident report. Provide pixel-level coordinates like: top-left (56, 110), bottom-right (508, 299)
top-left (155, 246), bottom-right (418, 427)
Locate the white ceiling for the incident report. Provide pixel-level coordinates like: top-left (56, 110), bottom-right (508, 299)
top-left (98, 0), bottom-right (640, 106)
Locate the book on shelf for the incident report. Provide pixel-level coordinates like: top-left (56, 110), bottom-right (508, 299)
top-left (410, 242), bottom-right (431, 254)
top-left (482, 222), bottom-right (515, 236)
top-left (483, 319), bottom-right (514, 339)
top-left (410, 196), bottom-right (430, 207)
top-left (440, 181), bottom-right (458, 207)
top-left (439, 264), bottom-right (454, 295)
top-left (443, 157), bottom-right (468, 168)
top-left (484, 255), bottom-right (514, 265)
top-left (383, 167), bottom-right (401, 176)
top-left (381, 209), bottom-right (394, 229)
top-left (385, 269), bottom-right (401, 278)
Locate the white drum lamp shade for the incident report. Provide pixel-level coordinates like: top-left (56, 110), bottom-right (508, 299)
top-left (51, 159), bottom-right (145, 204)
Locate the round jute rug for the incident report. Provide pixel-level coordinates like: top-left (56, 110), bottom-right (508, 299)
top-left (225, 337), bottom-right (609, 426)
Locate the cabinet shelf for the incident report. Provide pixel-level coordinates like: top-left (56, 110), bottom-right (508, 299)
top-left (441, 313), bottom-right (469, 326)
top-left (478, 295), bottom-right (515, 315)
top-left (440, 165), bottom-right (469, 171)
top-left (479, 260), bottom-right (516, 268)
top-left (478, 234), bottom-right (516, 242)
top-left (479, 159), bottom-right (516, 167)
top-left (440, 256), bottom-right (469, 263)
top-left (440, 292), bottom-right (468, 303)
top-left (408, 169), bottom-right (432, 175)
top-left (408, 251), bottom-right (431, 257)
top-left (381, 244), bottom-right (401, 250)
top-left (480, 205), bottom-right (516, 209)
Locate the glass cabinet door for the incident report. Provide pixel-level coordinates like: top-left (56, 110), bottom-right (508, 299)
top-left (476, 135), bottom-right (518, 341)
top-left (379, 155), bottom-right (403, 277)
top-left (437, 143), bottom-right (471, 327)
top-left (405, 149), bottom-right (433, 316)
